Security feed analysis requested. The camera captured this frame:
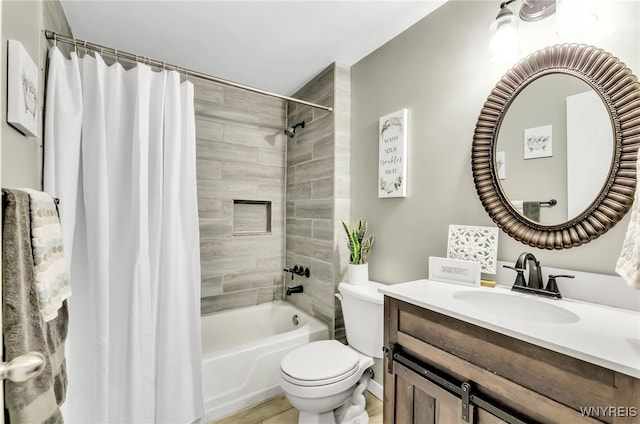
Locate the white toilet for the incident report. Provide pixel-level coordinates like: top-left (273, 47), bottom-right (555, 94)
top-left (280, 281), bottom-right (384, 424)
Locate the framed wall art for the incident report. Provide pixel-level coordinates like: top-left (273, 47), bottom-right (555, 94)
top-left (378, 108), bottom-right (408, 198)
top-left (7, 39), bottom-right (39, 137)
top-left (523, 124), bottom-right (552, 159)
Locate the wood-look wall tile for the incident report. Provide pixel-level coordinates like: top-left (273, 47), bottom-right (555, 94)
top-left (201, 255), bottom-right (258, 276)
top-left (224, 125), bottom-right (286, 150)
top-left (287, 141), bottom-right (313, 167)
top-left (202, 275), bottom-right (223, 297)
top-left (257, 286), bottom-right (277, 304)
top-left (195, 99), bottom-right (262, 127)
top-left (222, 235), bottom-right (282, 257)
top-left (192, 79), bottom-right (225, 104)
top-left (292, 65), bottom-right (334, 105)
top-left (287, 235), bottom-right (333, 263)
top-left (195, 118), bottom-right (224, 142)
top-left (197, 198), bottom-right (233, 215)
top-left (312, 178), bottom-right (333, 199)
top-left (199, 218), bottom-right (233, 238)
top-left (201, 291), bottom-right (258, 315)
top-left (255, 254), bottom-right (284, 272)
top-left (200, 236), bottom-right (224, 259)
top-left (286, 182), bottom-right (312, 201)
top-left (196, 140), bottom-right (259, 164)
top-left (223, 271), bottom-right (283, 293)
top-left (286, 218), bottom-right (312, 238)
top-left (196, 158), bottom-right (223, 180)
top-left (295, 199), bottom-right (333, 220)
top-left (292, 157), bottom-right (334, 183)
top-left (312, 219), bottom-right (333, 242)
top-left (287, 105), bottom-right (313, 131)
top-left (222, 162), bottom-right (284, 181)
top-left (258, 148), bottom-right (285, 167)
top-left (293, 113), bottom-right (333, 146)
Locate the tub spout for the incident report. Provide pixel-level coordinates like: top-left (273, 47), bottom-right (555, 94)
top-left (286, 285), bottom-right (304, 296)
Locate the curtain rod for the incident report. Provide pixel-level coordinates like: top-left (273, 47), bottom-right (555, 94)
top-left (44, 30), bottom-right (333, 113)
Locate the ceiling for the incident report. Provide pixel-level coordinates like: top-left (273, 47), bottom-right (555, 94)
top-left (60, 1), bottom-right (447, 96)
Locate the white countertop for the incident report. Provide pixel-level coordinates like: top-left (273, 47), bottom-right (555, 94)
top-left (379, 279), bottom-right (640, 379)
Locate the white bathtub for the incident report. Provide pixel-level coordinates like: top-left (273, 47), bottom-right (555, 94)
top-left (201, 301), bottom-right (328, 422)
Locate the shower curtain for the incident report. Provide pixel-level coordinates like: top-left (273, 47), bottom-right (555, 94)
top-left (44, 46), bottom-right (203, 423)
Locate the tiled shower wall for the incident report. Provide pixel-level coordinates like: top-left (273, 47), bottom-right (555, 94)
top-left (195, 78), bottom-right (288, 314)
top-left (285, 64), bottom-right (351, 339)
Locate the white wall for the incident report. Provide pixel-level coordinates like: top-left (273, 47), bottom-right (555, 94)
top-left (351, 0), bottom-right (640, 284)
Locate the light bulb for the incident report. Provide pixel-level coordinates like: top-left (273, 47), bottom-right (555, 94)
top-left (490, 7), bottom-right (519, 62)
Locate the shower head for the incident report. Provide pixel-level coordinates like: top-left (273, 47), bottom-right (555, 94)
top-left (284, 121), bottom-right (305, 138)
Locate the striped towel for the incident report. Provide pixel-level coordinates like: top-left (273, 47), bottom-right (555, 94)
top-left (21, 188), bottom-right (72, 321)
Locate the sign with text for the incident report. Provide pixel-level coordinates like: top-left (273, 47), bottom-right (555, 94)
top-left (378, 109), bottom-right (408, 198)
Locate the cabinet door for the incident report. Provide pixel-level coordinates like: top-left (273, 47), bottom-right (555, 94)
top-left (389, 363), bottom-right (507, 424)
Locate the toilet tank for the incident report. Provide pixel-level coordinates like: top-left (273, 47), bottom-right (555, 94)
top-left (337, 282), bottom-right (384, 359)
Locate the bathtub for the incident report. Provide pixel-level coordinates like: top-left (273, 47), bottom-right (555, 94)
top-left (201, 301), bottom-right (329, 422)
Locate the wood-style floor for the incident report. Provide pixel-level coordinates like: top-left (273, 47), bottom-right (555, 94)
top-left (211, 391), bottom-right (383, 424)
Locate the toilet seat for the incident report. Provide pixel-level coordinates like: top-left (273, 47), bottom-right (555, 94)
top-left (280, 340), bottom-right (360, 387)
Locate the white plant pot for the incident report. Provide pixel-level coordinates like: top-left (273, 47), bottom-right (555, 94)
top-left (348, 263), bottom-right (369, 285)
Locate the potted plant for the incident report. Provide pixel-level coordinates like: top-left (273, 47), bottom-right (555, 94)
top-left (342, 219), bottom-right (374, 285)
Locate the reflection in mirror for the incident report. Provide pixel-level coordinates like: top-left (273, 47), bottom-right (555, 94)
top-left (496, 74), bottom-right (613, 225)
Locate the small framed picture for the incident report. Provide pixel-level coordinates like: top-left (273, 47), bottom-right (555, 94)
top-left (523, 125), bottom-right (552, 159)
top-left (7, 40), bottom-right (39, 137)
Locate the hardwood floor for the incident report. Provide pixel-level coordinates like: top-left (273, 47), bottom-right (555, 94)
top-left (211, 391), bottom-right (383, 424)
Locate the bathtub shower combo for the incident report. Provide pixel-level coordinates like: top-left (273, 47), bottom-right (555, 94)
top-left (201, 301), bottom-right (328, 421)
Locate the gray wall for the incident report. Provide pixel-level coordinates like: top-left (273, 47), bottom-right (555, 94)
top-left (2, 0), bottom-right (43, 189)
top-left (1, 0), bottom-right (73, 189)
top-left (351, 0), bottom-right (640, 283)
top-left (195, 78), bottom-right (288, 314)
top-left (285, 64), bottom-right (351, 339)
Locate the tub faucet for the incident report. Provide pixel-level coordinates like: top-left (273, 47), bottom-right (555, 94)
top-left (286, 285), bottom-right (304, 296)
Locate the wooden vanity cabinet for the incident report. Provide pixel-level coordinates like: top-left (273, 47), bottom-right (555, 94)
top-left (383, 297), bottom-right (640, 424)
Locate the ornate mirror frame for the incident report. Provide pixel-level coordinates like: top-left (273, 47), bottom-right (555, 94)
top-left (472, 44), bottom-right (640, 249)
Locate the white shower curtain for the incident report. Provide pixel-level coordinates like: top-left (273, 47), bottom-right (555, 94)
top-left (44, 46), bottom-right (203, 423)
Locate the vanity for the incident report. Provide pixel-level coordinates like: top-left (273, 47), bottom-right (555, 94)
top-left (380, 280), bottom-right (640, 423)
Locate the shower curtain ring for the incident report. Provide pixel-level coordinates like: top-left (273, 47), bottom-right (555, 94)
top-left (84, 41), bottom-right (88, 56)
top-left (114, 49), bottom-right (119, 63)
top-left (53, 33), bottom-right (57, 46)
top-left (73, 38), bottom-right (77, 54)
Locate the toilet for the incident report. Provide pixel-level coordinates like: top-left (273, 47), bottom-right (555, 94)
top-left (280, 281), bottom-right (384, 424)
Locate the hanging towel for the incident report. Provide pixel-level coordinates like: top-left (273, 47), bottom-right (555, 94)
top-left (20, 188), bottom-right (71, 321)
top-left (615, 149), bottom-right (640, 289)
top-left (523, 201), bottom-right (541, 222)
top-left (2, 189), bottom-right (69, 423)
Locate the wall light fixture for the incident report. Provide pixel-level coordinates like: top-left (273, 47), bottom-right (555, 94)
top-left (489, 0), bottom-right (598, 62)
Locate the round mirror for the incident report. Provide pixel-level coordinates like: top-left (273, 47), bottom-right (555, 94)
top-left (472, 44), bottom-right (640, 249)
top-left (496, 73), bottom-right (614, 226)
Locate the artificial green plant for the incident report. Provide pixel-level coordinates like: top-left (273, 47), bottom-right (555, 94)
top-left (342, 219), bottom-right (374, 265)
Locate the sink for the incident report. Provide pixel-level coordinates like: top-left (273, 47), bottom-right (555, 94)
top-left (451, 290), bottom-right (580, 324)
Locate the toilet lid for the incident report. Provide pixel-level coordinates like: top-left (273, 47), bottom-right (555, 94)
top-left (281, 340), bottom-right (359, 384)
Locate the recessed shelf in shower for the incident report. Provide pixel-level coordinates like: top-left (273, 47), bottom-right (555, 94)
top-left (232, 200), bottom-right (272, 235)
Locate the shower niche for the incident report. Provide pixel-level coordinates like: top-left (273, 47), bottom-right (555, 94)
top-left (232, 200), bottom-right (272, 235)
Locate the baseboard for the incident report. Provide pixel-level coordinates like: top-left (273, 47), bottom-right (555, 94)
top-left (367, 379), bottom-right (383, 400)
